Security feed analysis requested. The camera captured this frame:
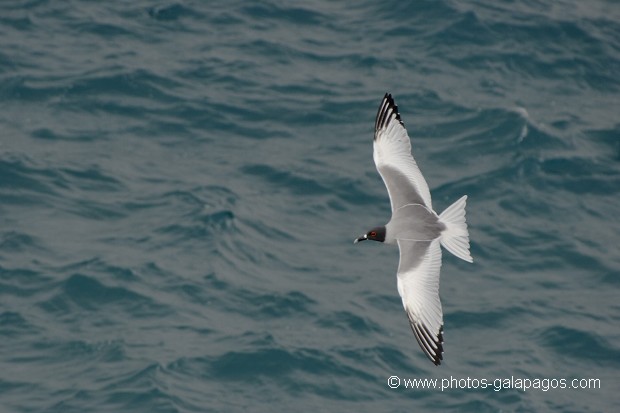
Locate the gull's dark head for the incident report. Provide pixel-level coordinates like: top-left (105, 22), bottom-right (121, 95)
top-left (354, 226), bottom-right (386, 244)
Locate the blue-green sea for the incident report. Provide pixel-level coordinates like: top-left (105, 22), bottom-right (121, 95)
top-left (1, 1), bottom-right (619, 412)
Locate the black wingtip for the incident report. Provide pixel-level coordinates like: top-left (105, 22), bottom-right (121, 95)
top-left (374, 93), bottom-right (404, 138)
top-left (434, 327), bottom-right (444, 366)
top-left (409, 317), bottom-right (445, 366)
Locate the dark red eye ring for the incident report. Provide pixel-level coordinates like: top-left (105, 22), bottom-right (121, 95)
top-left (370, 231), bottom-right (377, 237)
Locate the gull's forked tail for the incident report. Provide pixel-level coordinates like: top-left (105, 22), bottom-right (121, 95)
top-left (439, 195), bottom-right (473, 263)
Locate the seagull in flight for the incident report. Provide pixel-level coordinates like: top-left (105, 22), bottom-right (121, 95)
top-left (354, 93), bottom-right (473, 365)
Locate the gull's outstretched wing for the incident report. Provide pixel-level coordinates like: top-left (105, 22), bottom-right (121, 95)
top-left (373, 93), bottom-right (433, 212)
top-left (396, 239), bottom-right (444, 365)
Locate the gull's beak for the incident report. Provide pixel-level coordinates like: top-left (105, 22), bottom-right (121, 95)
top-left (353, 234), bottom-right (367, 244)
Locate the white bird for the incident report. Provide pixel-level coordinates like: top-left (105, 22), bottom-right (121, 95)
top-left (354, 93), bottom-right (473, 365)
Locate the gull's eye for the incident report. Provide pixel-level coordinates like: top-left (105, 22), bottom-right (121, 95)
top-left (370, 231), bottom-right (377, 237)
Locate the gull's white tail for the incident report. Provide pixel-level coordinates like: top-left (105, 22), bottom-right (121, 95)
top-left (439, 195), bottom-right (473, 263)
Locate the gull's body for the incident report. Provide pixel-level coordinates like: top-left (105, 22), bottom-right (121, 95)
top-left (355, 94), bottom-right (473, 365)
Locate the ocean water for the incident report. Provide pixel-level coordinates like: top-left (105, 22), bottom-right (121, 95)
top-left (1, 0), bottom-right (619, 412)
